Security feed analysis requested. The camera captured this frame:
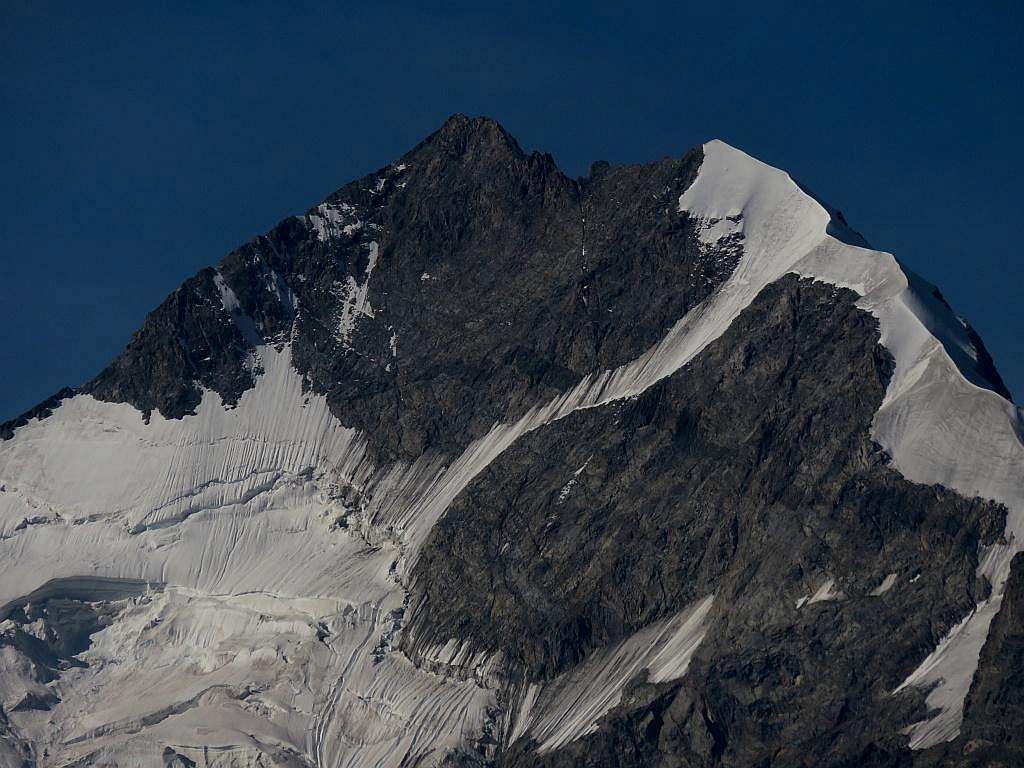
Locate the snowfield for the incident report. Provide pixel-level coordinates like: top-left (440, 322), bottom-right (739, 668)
top-left (1, 140), bottom-right (1020, 765)
top-left (0, 347), bottom-right (494, 767)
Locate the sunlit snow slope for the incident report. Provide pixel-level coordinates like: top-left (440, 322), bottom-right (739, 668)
top-left (1, 137), bottom-right (1020, 766)
top-left (0, 344), bottom-right (495, 767)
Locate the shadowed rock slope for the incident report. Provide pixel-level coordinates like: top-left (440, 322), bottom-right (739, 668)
top-left (85, 115), bottom-right (735, 465)
top-left (412, 276), bottom-right (1005, 768)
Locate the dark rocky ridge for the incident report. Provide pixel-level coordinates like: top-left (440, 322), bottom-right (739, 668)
top-left (408, 276), bottom-right (1006, 766)
top-left (88, 268), bottom-right (257, 420)
top-left (0, 387), bottom-right (77, 441)
top-left (70, 115), bottom-right (739, 466)
top-left (294, 117), bottom-right (725, 463)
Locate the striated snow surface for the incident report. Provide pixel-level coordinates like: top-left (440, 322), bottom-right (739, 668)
top-left (0, 346), bottom-right (494, 768)
top-left (505, 596), bottom-right (714, 753)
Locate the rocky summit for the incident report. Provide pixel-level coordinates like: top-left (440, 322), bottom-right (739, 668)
top-left (1, 115), bottom-right (1021, 768)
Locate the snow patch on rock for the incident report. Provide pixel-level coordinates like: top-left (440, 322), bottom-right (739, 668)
top-left (807, 578), bottom-right (844, 605)
top-left (556, 459), bottom-right (590, 504)
top-left (307, 202), bottom-right (361, 243)
top-left (871, 573), bottom-right (899, 596)
top-left (505, 595), bottom-right (714, 753)
top-left (335, 241), bottom-right (378, 346)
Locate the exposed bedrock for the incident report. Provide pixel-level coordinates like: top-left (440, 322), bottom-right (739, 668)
top-left (408, 276), bottom-right (1005, 767)
top-left (1, 116), bottom-right (1020, 768)
top-left (74, 116), bottom-right (741, 466)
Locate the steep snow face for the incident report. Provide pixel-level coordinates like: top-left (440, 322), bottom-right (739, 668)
top-left (0, 347), bottom-right (495, 767)
top-left (671, 140), bottom-right (1024, 749)
top-left (506, 595), bottom-right (714, 753)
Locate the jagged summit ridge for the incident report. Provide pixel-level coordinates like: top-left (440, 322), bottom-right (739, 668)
top-left (73, 117), bottom-right (719, 465)
top-left (418, 113), bottom-right (526, 157)
top-left (0, 117), bottom-right (1021, 768)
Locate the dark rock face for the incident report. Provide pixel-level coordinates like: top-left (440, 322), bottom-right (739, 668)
top-left (293, 116), bottom-right (724, 462)
top-left (408, 276), bottom-right (1005, 766)
top-left (87, 268), bottom-right (256, 420)
top-left (75, 115), bottom-right (737, 464)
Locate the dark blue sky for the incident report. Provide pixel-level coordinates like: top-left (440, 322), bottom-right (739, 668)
top-left (2, 1), bottom-right (1021, 420)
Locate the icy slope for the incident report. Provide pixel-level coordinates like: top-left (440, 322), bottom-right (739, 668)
top-left (0, 346), bottom-right (493, 767)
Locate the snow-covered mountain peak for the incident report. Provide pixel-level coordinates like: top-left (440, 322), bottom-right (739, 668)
top-left (1, 120), bottom-right (1021, 767)
top-left (685, 138), bottom-right (1011, 403)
